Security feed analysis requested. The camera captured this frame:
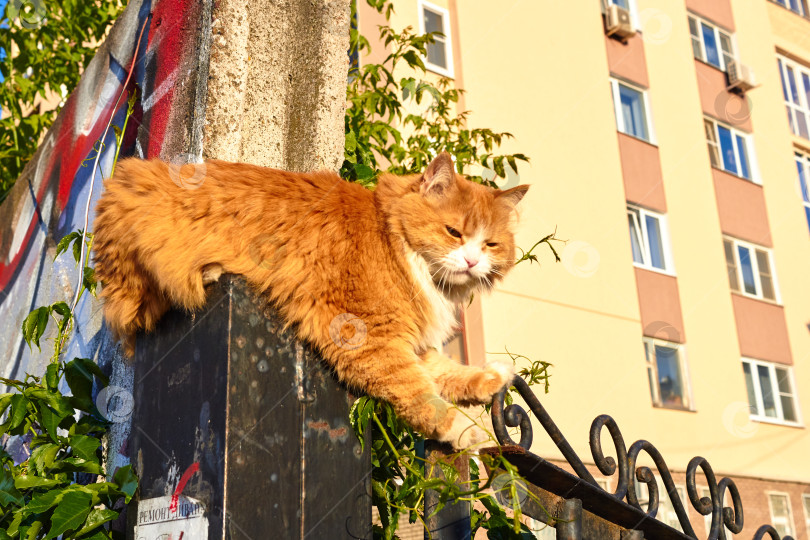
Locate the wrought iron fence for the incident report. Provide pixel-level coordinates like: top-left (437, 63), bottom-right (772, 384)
top-left (488, 375), bottom-right (797, 540)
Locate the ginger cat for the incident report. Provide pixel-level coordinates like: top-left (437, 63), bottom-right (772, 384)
top-left (93, 153), bottom-right (528, 448)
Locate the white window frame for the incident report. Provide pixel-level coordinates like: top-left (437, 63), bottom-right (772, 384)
top-left (768, 492), bottom-right (797, 538)
top-left (688, 13), bottom-right (736, 72)
top-left (778, 55), bottom-right (810, 140)
top-left (610, 78), bottom-right (656, 144)
top-left (802, 494), bottom-right (810, 538)
top-left (704, 117), bottom-right (760, 183)
top-left (417, 0), bottom-right (454, 78)
top-left (743, 358), bottom-right (802, 426)
top-left (700, 487), bottom-right (735, 539)
top-left (643, 337), bottom-right (693, 410)
top-left (723, 236), bottom-right (780, 303)
top-left (627, 204), bottom-right (675, 275)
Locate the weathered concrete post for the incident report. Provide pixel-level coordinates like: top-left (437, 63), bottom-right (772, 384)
top-left (127, 1), bottom-right (364, 539)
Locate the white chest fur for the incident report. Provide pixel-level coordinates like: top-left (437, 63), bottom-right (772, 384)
top-left (406, 250), bottom-right (458, 352)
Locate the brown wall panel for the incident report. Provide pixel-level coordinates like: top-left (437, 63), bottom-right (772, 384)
top-left (619, 133), bottom-right (667, 212)
top-left (686, 0), bottom-right (735, 31)
top-left (731, 294), bottom-right (792, 365)
top-left (605, 33), bottom-right (649, 87)
top-left (695, 60), bottom-right (753, 132)
top-left (636, 267), bottom-right (686, 343)
top-left (713, 169), bottom-right (773, 246)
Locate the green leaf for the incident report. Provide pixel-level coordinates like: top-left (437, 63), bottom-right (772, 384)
top-left (113, 465), bottom-right (139, 503)
top-left (45, 363), bottom-right (59, 391)
top-left (68, 434), bottom-right (100, 462)
top-left (0, 469), bottom-right (23, 507)
top-left (25, 488), bottom-right (65, 514)
top-left (39, 405), bottom-right (64, 442)
top-left (83, 266), bottom-right (97, 297)
top-left (14, 475), bottom-right (62, 489)
top-left (30, 443), bottom-right (60, 474)
top-left (55, 231), bottom-right (80, 260)
top-left (21, 306), bottom-right (50, 351)
top-left (8, 394), bottom-right (30, 430)
top-left (45, 490), bottom-right (92, 539)
top-left (74, 508), bottom-right (119, 537)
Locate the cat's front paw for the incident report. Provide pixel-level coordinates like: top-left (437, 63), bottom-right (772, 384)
top-left (468, 360), bottom-right (515, 404)
top-left (440, 410), bottom-right (489, 450)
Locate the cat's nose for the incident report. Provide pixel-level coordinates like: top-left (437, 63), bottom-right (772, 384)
top-left (465, 257), bottom-right (479, 268)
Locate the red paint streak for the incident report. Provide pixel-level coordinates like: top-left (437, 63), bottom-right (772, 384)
top-left (170, 462), bottom-right (199, 513)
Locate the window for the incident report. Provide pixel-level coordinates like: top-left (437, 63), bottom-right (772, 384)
top-left (803, 494), bottom-right (810, 538)
top-left (796, 152), bottom-right (810, 233)
top-left (418, 1), bottom-right (453, 77)
top-left (643, 338), bottom-right (691, 409)
top-left (607, 0), bottom-right (639, 27)
top-left (610, 79), bottom-right (654, 142)
top-left (778, 55), bottom-right (810, 140)
top-left (771, 0), bottom-right (807, 16)
top-left (704, 117), bottom-right (757, 181)
top-left (768, 493), bottom-right (796, 538)
top-left (688, 14), bottom-right (734, 71)
top-left (627, 205), bottom-right (673, 273)
top-left (743, 359), bottom-right (800, 425)
top-left (722, 237), bottom-right (778, 302)
top-left (700, 487), bottom-right (735, 539)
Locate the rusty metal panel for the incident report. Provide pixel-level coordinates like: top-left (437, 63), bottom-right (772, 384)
top-left (128, 276), bottom-right (371, 539)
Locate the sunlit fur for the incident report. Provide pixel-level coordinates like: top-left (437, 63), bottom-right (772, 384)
top-left (93, 153), bottom-right (528, 448)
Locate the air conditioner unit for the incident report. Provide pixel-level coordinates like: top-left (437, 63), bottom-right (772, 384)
top-left (605, 4), bottom-right (636, 40)
top-left (726, 60), bottom-right (757, 93)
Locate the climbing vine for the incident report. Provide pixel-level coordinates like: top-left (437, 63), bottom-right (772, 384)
top-left (345, 2), bottom-right (558, 538)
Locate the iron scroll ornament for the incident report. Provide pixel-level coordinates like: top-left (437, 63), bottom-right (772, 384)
top-left (490, 375), bottom-right (796, 540)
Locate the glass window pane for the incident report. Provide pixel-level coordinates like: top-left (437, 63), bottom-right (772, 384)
top-left (735, 134), bottom-right (750, 179)
top-left (775, 367), bottom-right (792, 394)
top-left (718, 126), bottom-right (738, 174)
top-left (738, 245), bottom-right (757, 295)
top-left (797, 158), bottom-right (809, 203)
top-left (724, 239), bottom-right (739, 291)
top-left (655, 345), bottom-right (684, 407)
top-left (719, 33), bottom-right (734, 69)
top-left (424, 8), bottom-right (443, 34)
top-left (787, 66), bottom-right (800, 105)
top-left (688, 18), bottom-right (702, 58)
top-left (755, 250), bottom-right (775, 300)
top-left (702, 23), bottom-right (720, 67)
top-left (619, 85), bottom-right (649, 140)
top-left (796, 109), bottom-right (810, 139)
top-left (612, 0), bottom-right (630, 9)
top-left (757, 365), bottom-right (777, 417)
top-left (743, 363), bottom-right (758, 415)
top-left (805, 206), bottom-right (810, 233)
top-left (802, 73), bottom-right (810, 109)
top-left (628, 212), bottom-right (645, 264)
top-left (645, 214), bottom-right (666, 269)
top-left (781, 396), bottom-right (797, 422)
top-left (705, 120), bottom-right (720, 167)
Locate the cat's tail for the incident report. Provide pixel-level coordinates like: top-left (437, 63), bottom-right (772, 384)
top-left (93, 160), bottom-right (172, 357)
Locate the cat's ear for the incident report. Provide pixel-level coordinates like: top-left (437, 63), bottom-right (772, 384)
top-left (497, 185), bottom-right (529, 207)
top-left (420, 152), bottom-right (456, 197)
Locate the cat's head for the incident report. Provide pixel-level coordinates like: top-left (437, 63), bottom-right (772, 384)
top-left (378, 152), bottom-right (529, 297)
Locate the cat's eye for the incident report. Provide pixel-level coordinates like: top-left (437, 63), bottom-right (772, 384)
top-left (445, 226), bottom-right (462, 239)
top-left (486, 242), bottom-right (498, 248)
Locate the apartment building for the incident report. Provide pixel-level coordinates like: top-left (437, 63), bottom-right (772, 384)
top-left (359, 0), bottom-right (810, 537)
